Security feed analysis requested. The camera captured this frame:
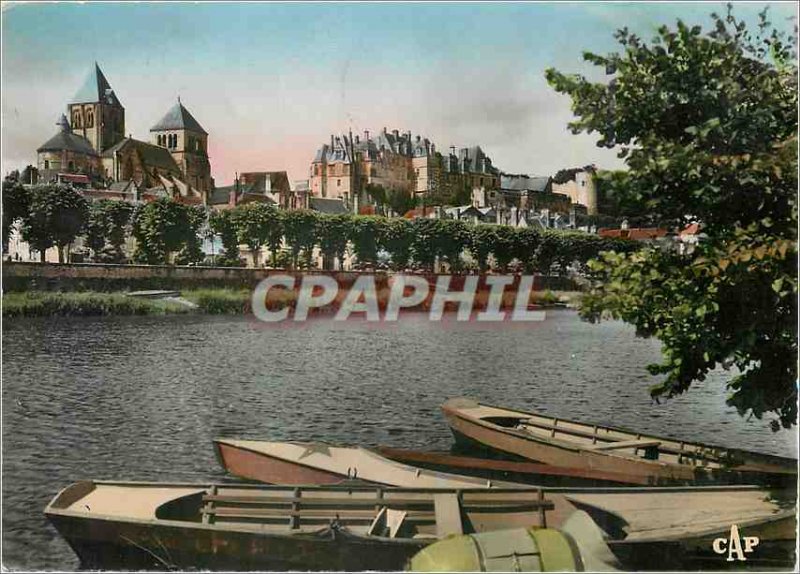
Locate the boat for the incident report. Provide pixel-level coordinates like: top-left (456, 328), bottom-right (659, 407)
top-left (441, 398), bottom-right (798, 486)
top-left (375, 446), bottom-right (649, 486)
top-left (213, 438), bottom-right (515, 488)
top-left (45, 480), bottom-right (796, 570)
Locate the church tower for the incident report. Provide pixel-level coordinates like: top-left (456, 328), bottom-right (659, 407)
top-left (150, 99), bottom-right (212, 192)
top-left (67, 63), bottom-right (125, 154)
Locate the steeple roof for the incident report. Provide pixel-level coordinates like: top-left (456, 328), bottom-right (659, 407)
top-left (149, 100), bottom-right (207, 135)
top-left (70, 63), bottom-right (121, 106)
top-left (37, 115), bottom-right (97, 156)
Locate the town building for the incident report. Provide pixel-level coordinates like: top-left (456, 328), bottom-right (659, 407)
top-left (209, 171), bottom-right (296, 210)
top-left (551, 166), bottom-right (598, 215)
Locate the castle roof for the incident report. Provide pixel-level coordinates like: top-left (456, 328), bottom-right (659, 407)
top-left (37, 115), bottom-right (98, 156)
top-left (71, 63), bottom-right (121, 106)
top-left (150, 101), bottom-right (208, 135)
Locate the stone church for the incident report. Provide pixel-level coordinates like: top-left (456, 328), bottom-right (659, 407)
top-left (36, 63), bottom-right (213, 201)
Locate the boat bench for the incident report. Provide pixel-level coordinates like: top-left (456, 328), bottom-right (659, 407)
top-left (589, 439), bottom-right (661, 451)
top-left (200, 489), bottom-right (555, 533)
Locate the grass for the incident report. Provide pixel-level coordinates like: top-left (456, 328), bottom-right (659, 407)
top-left (3, 288), bottom-right (584, 318)
top-left (2, 291), bottom-right (192, 318)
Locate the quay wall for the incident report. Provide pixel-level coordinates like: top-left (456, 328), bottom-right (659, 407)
top-left (1, 262), bottom-right (580, 293)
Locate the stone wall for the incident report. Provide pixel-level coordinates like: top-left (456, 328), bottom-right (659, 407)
top-left (2, 262), bottom-right (579, 293)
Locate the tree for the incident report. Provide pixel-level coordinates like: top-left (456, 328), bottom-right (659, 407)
top-left (20, 184), bottom-right (88, 263)
top-left (85, 201), bottom-right (110, 259)
top-left (175, 205), bottom-right (207, 265)
top-left (547, 7), bottom-right (797, 429)
top-left (436, 219), bottom-right (471, 272)
top-left (131, 198), bottom-right (192, 265)
top-left (283, 209), bottom-right (319, 269)
top-left (469, 224), bottom-right (499, 273)
top-left (230, 203), bottom-right (273, 267)
top-left (349, 216), bottom-right (381, 269)
top-left (264, 208), bottom-right (285, 268)
top-left (105, 201), bottom-right (133, 262)
top-left (379, 218), bottom-right (414, 271)
top-left (84, 200), bottom-right (133, 262)
top-left (316, 214), bottom-right (352, 270)
top-left (209, 209), bottom-right (243, 266)
top-left (2, 177), bottom-right (30, 253)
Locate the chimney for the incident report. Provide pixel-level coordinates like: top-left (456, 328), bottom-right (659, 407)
top-left (392, 129), bottom-right (399, 138)
top-left (355, 135), bottom-right (360, 144)
top-left (364, 130), bottom-right (370, 140)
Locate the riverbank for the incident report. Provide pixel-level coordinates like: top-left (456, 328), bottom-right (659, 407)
top-left (2, 289), bottom-right (582, 317)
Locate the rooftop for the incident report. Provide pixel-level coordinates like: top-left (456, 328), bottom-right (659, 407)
top-left (150, 100), bottom-right (208, 135)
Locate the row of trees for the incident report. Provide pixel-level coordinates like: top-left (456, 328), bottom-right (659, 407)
top-left (2, 180), bottom-right (637, 273)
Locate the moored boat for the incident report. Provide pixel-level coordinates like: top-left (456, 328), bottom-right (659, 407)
top-left (375, 446), bottom-right (649, 486)
top-left (45, 480), bottom-right (796, 570)
top-left (214, 438), bottom-right (518, 488)
top-left (442, 398), bottom-right (797, 486)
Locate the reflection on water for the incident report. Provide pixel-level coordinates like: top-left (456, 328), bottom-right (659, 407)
top-left (2, 312), bottom-right (796, 569)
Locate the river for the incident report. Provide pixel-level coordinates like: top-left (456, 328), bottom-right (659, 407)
top-left (2, 312), bottom-right (796, 570)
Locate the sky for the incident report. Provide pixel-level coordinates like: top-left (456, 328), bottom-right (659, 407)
top-left (2, 2), bottom-right (796, 186)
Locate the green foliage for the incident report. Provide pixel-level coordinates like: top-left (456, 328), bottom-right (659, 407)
top-left (349, 215), bottom-right (381, 268)
top-left (468, 224), bottom-right (499, 272)
top-left (548, 7), bottom-right (797, 428)
top-left (379, 218), bottom-right (414, 270)
top-left (85, 200), bottom-right (133, 263)
top-left (436, 219), bottom-right (471, 272)
top-left (316, 214), bottom-right (353, 270)
top-left (20, 184), bottom-right (88, 262)
top-left (209, 209), bottom-right (243, 267)
top-left (230, 203), bottom-right (275, 267)
top-left (174, 205), bottom-right (207, 265)
top-left (409, 218), bottom-right (439, 270)
top-left (2, 177), bottom-right (30, 250)
top-left (282, 210), bottom-right (319, 269)
top-left (131, 198), bottom-right (194, 265)
top-left (2, 291), bottom-right (190, 317)
top-left (183, 288), bottom-right (252, 314)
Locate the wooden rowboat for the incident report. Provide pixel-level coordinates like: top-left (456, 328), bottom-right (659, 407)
top-left (213, 438), bottom-right (513, 488)
top-left (45, 480), bottom-right (796, 570)
top-left (375, 446), bottom-right (650, 486)
top-left (442, 398), bottom-right (797, 486)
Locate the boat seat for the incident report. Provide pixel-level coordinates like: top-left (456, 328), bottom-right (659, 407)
top-left (434, 493), bottom-right (463, 538)
top-left (589, 439), bottom-right (661, 451)
top-left (368, 507), bottom-right (408, 538)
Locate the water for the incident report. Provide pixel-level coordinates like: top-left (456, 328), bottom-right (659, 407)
top-left (2, 312), bottom-right (796, 570)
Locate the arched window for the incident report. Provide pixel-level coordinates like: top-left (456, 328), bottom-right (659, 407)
top-left (72, 111), bottom-right (82, 128)
top-left (86, 109), bottom-right (94, 128)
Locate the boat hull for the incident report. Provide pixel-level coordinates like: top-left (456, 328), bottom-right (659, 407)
top-left (47, 512), bottom-right (425, 571)
top-left (215, 440), bottom-right (351, 485)
top-left (442, 399), bottom-right (797, 486)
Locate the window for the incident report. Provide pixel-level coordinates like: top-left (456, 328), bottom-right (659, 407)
top-left (86, 109), bottom-right (94, 128)
top-left (337, 179), bottom-right (341, 187)
top-left (44, 160), bottom-right (49, 170)
top-left (72, 111), bottom-right (82, 128)
top-left (581, 180), bottom-right (586, 187)
top-left (68, 161), bottom-right (75, 171)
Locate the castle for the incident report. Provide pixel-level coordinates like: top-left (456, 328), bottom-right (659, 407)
top-left (36, 63), bottom-right (213, 202)
top-left (309, 128), bottom-right (500, 212)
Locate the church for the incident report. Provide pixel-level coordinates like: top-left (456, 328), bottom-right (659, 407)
top-left (36, 63), bottom-right (213, 202)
